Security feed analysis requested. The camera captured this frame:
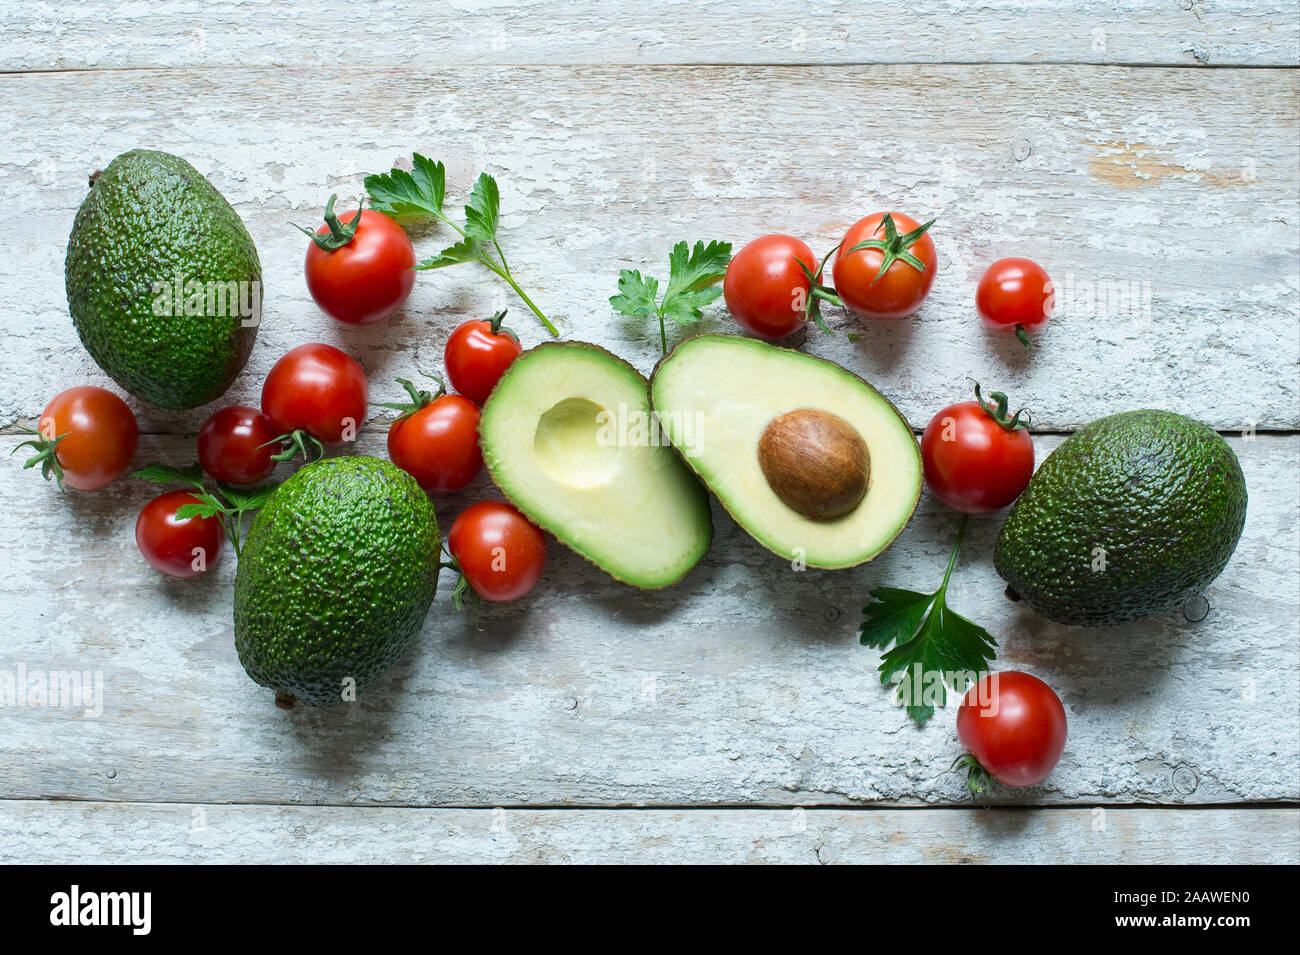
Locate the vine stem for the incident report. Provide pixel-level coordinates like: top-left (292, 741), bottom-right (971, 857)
top-left (478, 255), bottom-right (558, 336)
top-left (939, 514), bottom-right (969, 595)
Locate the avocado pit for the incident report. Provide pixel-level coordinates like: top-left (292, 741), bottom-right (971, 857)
top-left (757, 408), bottom-right (870, 520)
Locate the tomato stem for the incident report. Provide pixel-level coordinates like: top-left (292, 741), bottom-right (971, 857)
top-left (971, 381), bottom-right (1031, 431)
top-left (949, 753), bottom-right (992, 797)
top-left (372, 375), bottom-right (447, 420)
top-left (1014, 324), bottom-right (1033, 350)
top-left (12, 425), bottom-right (69, 490)
top-left (843, 213), bottom-right (936, 285)
top-left (266, 430), bottom-right (325, 464)
top-left (293, 193), bottom-right (364, 252)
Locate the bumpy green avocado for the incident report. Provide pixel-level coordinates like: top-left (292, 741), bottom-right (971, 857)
top-left (234, 456), bottom-right (439, 706)
top-left (994, 410), bottom-right (1247, 627)
top-left (65, 149), bottom-right (261, 409)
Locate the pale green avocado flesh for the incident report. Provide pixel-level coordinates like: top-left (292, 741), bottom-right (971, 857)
top-left (479, 342), bottom-right (713, 589)
top-left (651, 335), bottom-right (921, 569)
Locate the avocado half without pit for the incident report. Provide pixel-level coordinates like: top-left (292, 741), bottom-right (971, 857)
top-left (651, 335), bottom-right (921, 569)
top-left (478, 342), bottom-right (712, 589)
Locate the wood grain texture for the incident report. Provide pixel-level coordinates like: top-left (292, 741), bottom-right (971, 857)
top-left (1, 65), bottom-right (1296, 433)
top-left (1, 430), bottom-right (1294, 808)
top-left (4, 0), bottom-right (1299, 70)
top-left (1, 801), bottom-right (1295, 864)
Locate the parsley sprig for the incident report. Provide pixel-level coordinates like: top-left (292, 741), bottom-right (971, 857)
top-left (133, 463), bottom-right (278, 558)
top-left (609, 240), bottom-right (732, 355)
top-left (365, 154), bottom-right (557, 337)
top-left (858, 516), bottom-right (997, 724)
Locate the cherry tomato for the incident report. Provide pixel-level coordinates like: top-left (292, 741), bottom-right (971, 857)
top-left (135, 491), bottom-right (225, 579)
top-left (301, 196), bottom-right (416, 325)
top-left (921, 385), bottom-right (1034, 514)
top-left (387, 390), bottom-right (483, 493)
top-left (261, 343), bottom-right (368, 446)
top-left (23, 386), bottom-right (138, 491)
top-left (833, 212), bottom-right (937, 320)
top-left (976, 257), bottom-right (1054, 349)
top-left (198, 406), bottom-right (277, 485)
top-left (444, 311), bottom-right (523, 404)
top-left (723, 234), bottom-right (817, 338)
top-left (448, 501), bottom-right (546, 602)
top-left (957, 671), bottom-right (1067, 788)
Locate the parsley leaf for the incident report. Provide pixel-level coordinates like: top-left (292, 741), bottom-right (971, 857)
top-left (366, 154), bottom-right (557, 336)
top-left (421, 236), bottom-right (482, 270)
top-left (858, 516), bottom-right (997, 725)
top-left (175, 499), bottom-right (227, 521)
top-left (132, 462), bottom-right (205, 490)
top-left (609, 240), bottom-right (731, 354)
top-left (859, 588), bottom-right (936, 650)
top-left (364, 153), bottom-right (447, 221)
top-left (609, 270), bottom-right (659, 317)
top-left (463, 173), bottom-right (500, 243)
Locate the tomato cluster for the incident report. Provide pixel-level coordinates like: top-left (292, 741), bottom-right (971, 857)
top-left (723, 213), bottom-right (1053, 350)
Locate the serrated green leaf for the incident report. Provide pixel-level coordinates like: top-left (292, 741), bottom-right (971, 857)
top-left (217, 481), bottom-right (279, 511)
top-left (416, 237), bottom-right (482, 270)
top-left (858, 587), bottom-right (935, 650)
top-left (878, 594), bottom-right (997, 725)
top-left (660, 284), bottom-right (723, 325)
top-left (174, 496), bottom-right (226, 521)
top-left (364, 153), bottom-right (447, 221)
top-left (463, 173), bottom-right (500, 243)
top-left (133, 462), bottom-right (205, 490)
top-left (609, 269), bottom-right (660, 317)
top-left (663, 240), bottom-right (732, 299)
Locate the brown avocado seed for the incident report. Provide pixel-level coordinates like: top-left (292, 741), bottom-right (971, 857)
top-left (757, 408), bottom-right (870, 520)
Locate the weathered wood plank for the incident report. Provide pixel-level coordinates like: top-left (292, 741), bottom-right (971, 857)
top-left (1, 66), bottom-right (1296, 432)
top-left (1, 801), bottom-right (1295, 864)
top-left (0, 431), bottom-right (1294, 808)
top-left (4, 0), bottom-right (1298, 71)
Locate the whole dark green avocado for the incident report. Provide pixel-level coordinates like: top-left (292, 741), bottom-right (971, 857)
top-left (65, 149), bottom-right (261, 409)
top-left (994, 410), bottom-right (1247, 627)
top-left (234, 456), bottom-right (439, 707)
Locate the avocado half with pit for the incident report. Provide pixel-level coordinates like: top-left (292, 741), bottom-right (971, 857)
top-left (478, 341), bottom-right (712, 588)
top-left (650, 335), bottom-right (921, 569)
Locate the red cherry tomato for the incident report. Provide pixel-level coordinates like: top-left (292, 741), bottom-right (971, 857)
top-left (444, 311), bottom-right (523, 405)
top-left (261, 343), bottom-right (368, 446)
top-left (723, 234), bottom-right (817, 339)
top-left (302, 197), bottom-right (416, 325)
top-left (448, 500), bottom-right (546, 602)
top-left (957, 671), bottom-right (1067, 788)
top-left (197, 406), bottom-right (277, 485)
top-left (833, 212), bottom-right (937, 320)
top-left (135, 491), bottom-right (225, 579)
top-left (387, 391), bottom-right (483, 493)
top-left (921, 386), bottom-right (1034, 514)
top-left (976, 257), bottom-right (1054, 348)
top-left (25, 386), bottom-right (138, 491)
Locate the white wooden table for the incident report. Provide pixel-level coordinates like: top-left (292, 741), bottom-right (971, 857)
top-left (1, 1), bottom-right (1297, 864)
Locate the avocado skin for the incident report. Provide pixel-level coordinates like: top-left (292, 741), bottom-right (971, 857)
top-left (234, 456), bottom-right (439, 706)
top-left (994, 410), bottom-right (1247, 627)
top-left (65, 149), bottom-right (261, 409)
